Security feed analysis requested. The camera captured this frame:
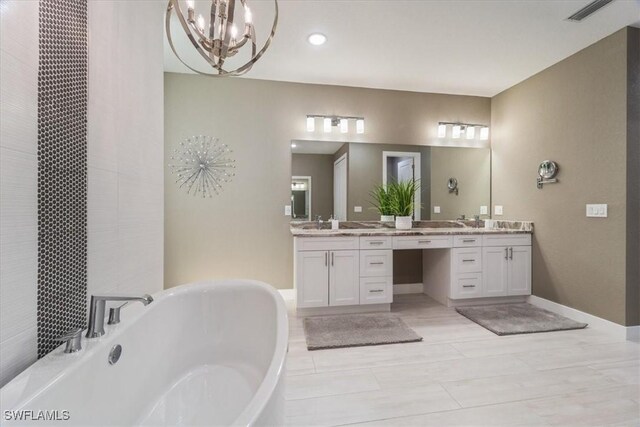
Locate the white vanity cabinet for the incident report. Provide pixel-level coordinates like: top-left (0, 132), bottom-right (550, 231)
top-left (482, 235), bottom-right (532, 297)
top-left (294, 237), bottom-right (360, 308)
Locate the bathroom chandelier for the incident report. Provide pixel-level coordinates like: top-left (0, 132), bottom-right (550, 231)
top-left (437, 122), bottom-right (489, 140)
top-left (165, 0), bottom-right (278, 76)
top-left (306, 115), bottom-right (365, 134)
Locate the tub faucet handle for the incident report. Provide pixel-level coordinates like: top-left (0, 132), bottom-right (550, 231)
top-left (107, 303), bottom-right (127, 325)
top-left (56, 327), bottom-right (83, 353)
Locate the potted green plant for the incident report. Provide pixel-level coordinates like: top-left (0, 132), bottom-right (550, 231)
top-left (389, 179), bottom-right (419, 229)
top-left (369, 184), bottom-right (395, 222)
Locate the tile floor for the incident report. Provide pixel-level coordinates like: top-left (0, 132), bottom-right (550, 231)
top-left (285, 294), bottom-right (640, 426)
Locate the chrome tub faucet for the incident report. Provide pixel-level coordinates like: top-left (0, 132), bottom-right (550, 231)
top-left (86, 294), bottom-right (153, 338)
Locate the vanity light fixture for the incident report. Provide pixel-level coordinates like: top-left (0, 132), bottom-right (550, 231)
top-left (305, 115), bottom-right (365, 134)
top-left (437, 122), bottom-right (489, 141)
top-left (306, 116), bottom-right (315, 132)
top-left (165, 0), bottom-right (278, 77)
top-left (466, 126), bottom-right (475, 139)
top-left (340, 118), bottom-right (348, 133)
top-left (323, 117), bottom-right (332, 133)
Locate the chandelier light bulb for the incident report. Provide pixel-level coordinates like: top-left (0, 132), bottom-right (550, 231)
top-left (437, 124), bottom-right (446, 138)
top-left (340, 118), bottom-right (348, 133)
top-left (452, 125), bottom-right (461, 139)
top-left (245, 6), bottom-right (252, 24)
top-left (466, 126), bottom-right (475, 139)
top-left (480, 127), bottom-right (489, 140)
top-left (356, 119), bottom-right (365, 134)
top-left (230, 24), bottom-right (238, 39)
top-left (196, 14), bottom-right (205, 31)
top-left (323, 118), bottom-right (332, 133)
top-left (186, 0), bottom-right (194, 10)
top-left (306, 117), bottom-right (315, 132)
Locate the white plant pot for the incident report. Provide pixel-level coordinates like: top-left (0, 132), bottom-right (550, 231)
top-left (380, 215), bottom-right (395, 222)
top-left (395, 216), bottom-right (413, 229)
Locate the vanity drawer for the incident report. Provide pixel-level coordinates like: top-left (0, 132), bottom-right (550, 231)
top-left (450, 273), bottom-right (483, 299)
top-left (482, 234), bottom-right (531, 247)
top-left (360, 276), bottom-right (393, 304)
top-left (453, 248), bottom-right (482, 273)
top-left (453, 235), bottom-right (482, 247)
top-left (360, 236), bottom-right (392, 249)
top-left (393, 235), bottom-right (452, 250)
top-left (360, 250), bottom-right (393, 277)
top-left (295, 237), bottom-right (359, 251)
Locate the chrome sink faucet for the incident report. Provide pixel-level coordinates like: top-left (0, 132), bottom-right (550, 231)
top-left (474, 215), bottom-right (481, 228)
top-left (315, 215), bottom-right (323, 229)
top-left (86, 294), bottom-right (153, 338)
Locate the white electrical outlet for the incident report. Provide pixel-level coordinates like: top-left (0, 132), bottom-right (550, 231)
top-left (480, 205), bottom-right (488, 215)
top-left (586, 204), bottom-right (608, 218)
top-left (284, 205), bottom-right (291, 216)
top-left (494, 205), bottom-right (504, 216)
top-left (434, 206), bottom-right (441, 214)
top-left (354, 206), bottom-right (363, 213)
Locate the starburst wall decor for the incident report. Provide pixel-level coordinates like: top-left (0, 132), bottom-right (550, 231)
top-left (169, 135), bottom-right (236, 198)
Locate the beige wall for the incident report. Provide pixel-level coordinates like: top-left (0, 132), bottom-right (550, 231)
top-left (291, 154), bottom-right (334, 220)
top-left (491, 28), bottom-right (636, 326)
top-left (164, 75), bottom-right (490, 289)
top-left (430, 147), bottom-right (491, 220)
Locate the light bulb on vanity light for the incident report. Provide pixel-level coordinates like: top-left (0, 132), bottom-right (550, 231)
top-left (340, 118), bottom-right (348, 133)
top-left (437, 124), bottom-right (446, 138)
top-left (356, 119), bottom-right (365, 134)
top-left (323, 117), bottom-right (332, 133)
top-left (452, 125), bottom-right (461, 139)
top-left (480, 127), bottom-right (489, 140)
top-left (306, 117), bottom-right (315, 132)
top-left (466, 126), bottom-right (475, 139)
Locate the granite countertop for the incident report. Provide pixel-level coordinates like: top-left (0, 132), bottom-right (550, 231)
top-left (290, 220), bottom-right (533, 237)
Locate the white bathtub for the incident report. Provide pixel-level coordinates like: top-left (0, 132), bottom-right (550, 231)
top-left (0, 280), bottom-right (288, 426)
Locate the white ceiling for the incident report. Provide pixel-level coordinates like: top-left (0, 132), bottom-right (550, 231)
top-left (164, 0), bottom-right (640, 97)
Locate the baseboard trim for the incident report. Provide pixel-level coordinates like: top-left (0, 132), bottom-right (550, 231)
top-left (297, 303), bottom-right (390, 317)
top-left (528, 295), bottom-right (639, 341)
top-left (393, 283), bottom-right (423, 295)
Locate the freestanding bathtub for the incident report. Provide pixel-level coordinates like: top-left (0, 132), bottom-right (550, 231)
top-left (0, 280), bottom-right (288, 426)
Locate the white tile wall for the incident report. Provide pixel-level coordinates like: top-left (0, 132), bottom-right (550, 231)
top-left (87, 0), bottom-right (164, 302)
top-left (0, 0), bottom-right (164, 387)
top-left (0, 0), bottom-right (38, 387)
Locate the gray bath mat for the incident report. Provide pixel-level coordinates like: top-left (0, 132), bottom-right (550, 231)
top-left (303, 313), bottom-right (423, 350)
top-left (456, 303), bottom-right (588, 336)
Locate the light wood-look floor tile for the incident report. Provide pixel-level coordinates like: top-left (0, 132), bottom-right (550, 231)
top-left (284, 294), bottom-right (640, 426)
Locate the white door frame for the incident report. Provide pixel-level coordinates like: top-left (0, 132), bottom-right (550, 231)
top-left (382, 151), bottom-right (421, 220)
top-left (292, 175), bottom-right (312, 220)
top-left (334, 153), bottom-right (348, 221)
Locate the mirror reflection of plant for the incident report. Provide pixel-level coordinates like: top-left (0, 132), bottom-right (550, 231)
top-left (388, 179), bottom-right (420, 217)
top-left (369, 184), bottom-right (395, 216)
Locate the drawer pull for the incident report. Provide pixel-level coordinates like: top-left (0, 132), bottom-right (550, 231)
top-left (369, 262), bottom-right (384, 265)
top-left (418, 240), bottom-right (431, 244)
top-left (369, 241), bottom-right (384, 245)
top-left (462, 285), bottom-right (476, 288)
top-left (462, 239), bottom-right (476, 243)
top-left (462, 259), bottom-right (475, 262)
top-left (369, 289), bottom-right (384, 293)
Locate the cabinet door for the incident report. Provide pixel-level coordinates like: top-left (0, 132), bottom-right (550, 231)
top-left (296, 251), bottom-right (329, 308)
top-left (482, 246), bottom-right (509, 297)
top-left (329, 250), bottom-right (360, 306)
top-left (508, 246), bottom-right (532, 296)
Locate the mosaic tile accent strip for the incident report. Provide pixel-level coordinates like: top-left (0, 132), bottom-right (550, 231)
top-left (37, 0), bottom-right (88, 357)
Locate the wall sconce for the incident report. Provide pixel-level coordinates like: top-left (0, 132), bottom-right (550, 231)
top-left (437, 122), bottom-right (489, 141)
top-left (306, 115), bottom-right (365, 134)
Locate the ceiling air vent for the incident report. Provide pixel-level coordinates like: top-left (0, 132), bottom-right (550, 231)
top-left (567, 0), bottom-right (615, 22)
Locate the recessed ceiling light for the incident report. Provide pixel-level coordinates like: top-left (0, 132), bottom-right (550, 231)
top-left (291, 143), bottom-right (297, 148)
top-left (307, 33), bottom-right (327, 46)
